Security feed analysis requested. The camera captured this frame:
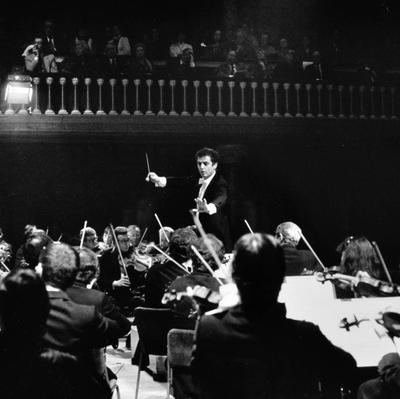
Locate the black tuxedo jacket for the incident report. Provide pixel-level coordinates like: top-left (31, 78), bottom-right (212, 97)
top-left (281, 245), bottom-right (318, 276)
top-left (66, 283), bottom-right (131, 337)
top-left (193, 303), bottom-right (357, 399)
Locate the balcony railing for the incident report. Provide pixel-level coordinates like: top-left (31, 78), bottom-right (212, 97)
top-left (2, 76), bottom-right (399, 120)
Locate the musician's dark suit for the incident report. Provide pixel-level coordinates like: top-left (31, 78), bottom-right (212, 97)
top-left (281, 244), bottom-right (318, 275)
top-left (193, 303), bottom-right (357, 399)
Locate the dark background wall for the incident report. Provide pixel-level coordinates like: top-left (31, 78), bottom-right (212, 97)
top-left (0, 118), bottom-right (399, 274)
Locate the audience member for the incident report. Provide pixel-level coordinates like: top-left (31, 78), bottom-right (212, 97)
top-left (303, 50), bottom-right (326, 82)
top-left (273, 49), bottom-right (300, 82)
top-left (192, 233), bottom-right (357, 399)
top-left (234, 29), bottom-right (257, 61)
top-left (258, 32), bottom-right (276, 60)
top-left (74, 27), bottom-right (94, 54)
top-left (130, 43), bottom-right (153, 77)
top-left (22, 37), bottom-right (44, 73)
top-left (297, 35), bottom-right (314, 63)
top-left (110, 25), bottom-right (131, 56)
top-left (167, 47), bottom-right (195, 79)
top-left (204, 29), bottom-right (226, 61)
top-left (61, 40), bottom-right (96, 76)
top-left (41, 20), bottom-right (61, 73)
top-left (216, 49), bottom-right (249, 79)
top-left (169, 32), bottom-right (193, 59)
top-left (97, 42), bottom-right (126, 77)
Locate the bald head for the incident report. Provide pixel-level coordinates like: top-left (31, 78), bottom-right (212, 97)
top-left (275, 222), bottom-right (302, 247)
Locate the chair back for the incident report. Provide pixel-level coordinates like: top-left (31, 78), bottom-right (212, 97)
top-left (134, 307), bottom-right (173, 356)
top-left (167, 328), bottom-right (195, 368)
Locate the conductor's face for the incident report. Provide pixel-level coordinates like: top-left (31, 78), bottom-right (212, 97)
top-left (197, 155), bottom-right (217, 179)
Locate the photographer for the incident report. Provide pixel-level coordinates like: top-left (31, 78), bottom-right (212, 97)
top-left (22, 37), bottom-right (44, 73)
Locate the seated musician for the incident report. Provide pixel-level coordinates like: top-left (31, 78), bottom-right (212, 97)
top-left (144, 227), bottom-right (197, 308)
top-left (275, 221), bottom-right (318, 275)
top-left (97, 226), bottom-right (145, 316)
top-left (192, 233), bottom-right (357, 399)
top-left (80, 226), bottom-right (103, 256)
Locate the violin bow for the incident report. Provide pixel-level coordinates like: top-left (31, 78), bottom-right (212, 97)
top-left (244, 219), bottom-right (254, 234)
top-left (109, 223), bottom-right (131, 284)
top-left (372, 241), bottom-right (393, 284)
top-left (0, 260), bottom-right (10, 273)
top-left (299, 230), bottom-right (327, 272)
top-left (137, 227), bottom-right (148, 247)
top-left (148, 243), bottom-right (190, 274)
top-left (154, 213), bottom-right (170, 243)
top-left (190, 244), bottom-right (223, 285)
top-left (79, 220), bottom-right (88, 249)
top-left (57, 233), bottom-right (63, 242)
top-left (190, 209), bottom-right (230, 280)
top-left (145, 153), bottom-right (151, 175)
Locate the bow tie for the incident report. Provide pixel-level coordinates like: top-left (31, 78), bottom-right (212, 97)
top-left (198, 178), bottom-right (206, 185)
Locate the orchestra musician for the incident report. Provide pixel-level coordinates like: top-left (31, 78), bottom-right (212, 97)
top-left (80, 227), bottom-right (103, 256)
top-left (275, 221), bottom-right (318, 275)
top-left (192, 233), bottom-right (357, 399)
top-left (146, 147), bottom-right (232, 251)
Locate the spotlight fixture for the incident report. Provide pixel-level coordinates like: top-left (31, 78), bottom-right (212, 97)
top-left (4, 74), bottom-right (33, 115)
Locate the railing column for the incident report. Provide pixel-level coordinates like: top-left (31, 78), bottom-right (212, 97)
top-left (316, 84), bottom-right (323, 118)
top-left (181, 80), bottom-right (190, 116)
top-left (305, 84), bottom-right (313, 118)
top-left (109, 78), bottom-right (117, 115)
top-left (228, 81), bottom-right (236, 116)
top-left (32, 77), bottom-right (41, 115)
top-left (390, 87), bottom-right (397, 120)
top-left (251, 82), bottom-right (260, 117)
top-left (283, 83), bottom-right (291, 117)
top-left (380, 86), bottom-right (387, 120)
top-left (71, 78), bottom-right (81, 115)
top-left (239, 82), bottom-right (248, 117)
top-left (294, 83), bottom-right (303, 117)
top-left (121, 79), bottom-right (130, 115)
top-left (205, 81), bottom-right (214, 116)
top-left (369, 86), bottom-right (376, 119)
top-left (157, 80), bottom-right (166, 116)
top-left (145, 79), bottom-right (154, 115)
top-left (216, 81), bottom-right (225, 116)
top-left (262, 82), bottom-right (270, 117)
top-left (193, 81), bottom-right (202, 116)
top-left (45, 77), bottom-right (55, 115)
top-left (58, 77), bottom-right (68, 115)
top-left (359, 86), bottom-right (366, 119)
top-left (272, 82), bottom-right (281, 117)
top-left (349, 85), bottom-right (355, 119)
top-left (83, 78), bottom-right (93, 115)
top-left (327, 84), bottom-right (335, 118)
top-left (133, 79), bottom-right (143, 115)
top-left (169, 80), bottom-right (178, 116)
top-left (338, 85), bottom-right (345, 118)
top-left (96, 79), bottom-right (106, 115)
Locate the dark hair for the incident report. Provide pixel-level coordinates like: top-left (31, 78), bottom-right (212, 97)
top-left (191, 234), bottom-right (225, 272)
top-left (169, 227), bottom-right (198, 263)
top-left (0, 268), bottom-right (49, 339)
top-left (340, 236), bottom-right (381, 279)
top-left (23, 230), bottom-right (52, 269)
top-left (195, 147), bottom-right (219, 164)
top-left (40, 243), bottom-right (79, 290)
top-left (114, 226), bottom-right (128, 238)
top-left (232, 233), bottom-right (285, 306)
top-left (73, 247), bottom-right (98, 284)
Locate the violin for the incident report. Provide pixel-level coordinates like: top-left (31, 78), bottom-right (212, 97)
top-left (316, 269), bottom-right (400, 297)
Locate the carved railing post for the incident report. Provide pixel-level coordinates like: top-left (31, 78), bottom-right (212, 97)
top-left (327, 84), bottom-right (335, 118)
top-left (157, 80), bottom-right (166, 116)
top-left (169, 80), bottom-right (178, 116)
top-left (133, 79), bottom-right (143, 115)
top-left (316, 84), bottom-right (323, 118)
top-left (193, 80), bottom-right (202, 116)
top-left (216, 81), bottom-right (225, 116)
top-left (71, 78), bottom-right (81, 115)
top-left (32, 77), bottom-right (41, 115)
top-left (45, 76), bottom-right (55, 115)
top-left (239, 82), bottom-right (248, 117)
top-left (58, 77), bottom-right (68, 115)
top-left (228, 81), bottom-right (236, 117)
top-left (181, 80), bottom-right (190, 116)
top-left (305, 83), bottom-right (313, 117)
top-left (338, 85), bottom-right (345, 118)
top-left (262, 82), bottom-right (270, 117)
top-left (251, 82), bottom-right (260, 117)
top-left (294, 83), bottom-right (303, 117)
top-left (349, 85), bottom-right (355, 119)
top-left (83, 78), bottom-right (93, 115)
top-left (369, 86), bottom-right (376, 119)
top-left (380, 86), bottom-right (386, 120)
top-left (109, 78), bottom-right (117, 115)
top-left (145, 79), bottom-right (154, 115)
top-left (283, 83), bottom-right (291, 117)
top-left (96, 79), bottom-right (105, 115)
top-left (359, 86), bottom-right (366, 119)
top-left (390, 87), bottom-right (397, 120)
top-left (272, 82), bottom-right (281, 117)
top-left (121, 79), bottom-right (130, 115)
top-left (205, 81), bottom-right (214, 116)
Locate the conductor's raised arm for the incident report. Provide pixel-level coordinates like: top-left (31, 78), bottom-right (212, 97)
top-left (145, 172), bottom-right (167, 187)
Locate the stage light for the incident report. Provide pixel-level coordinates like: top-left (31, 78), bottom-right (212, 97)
top-left (4, 74), bottom-right (33, 115)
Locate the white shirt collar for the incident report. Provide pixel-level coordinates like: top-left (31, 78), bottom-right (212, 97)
top-left (199, 170), bottom-right (216, 185)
